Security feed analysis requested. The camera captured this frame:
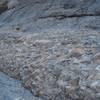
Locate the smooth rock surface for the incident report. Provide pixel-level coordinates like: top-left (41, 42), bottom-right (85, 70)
top-left (0, 72), bottom-right (41, 100)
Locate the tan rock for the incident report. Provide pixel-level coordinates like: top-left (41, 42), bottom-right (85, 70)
top-left (69, 77), bottom-right (80, 86)
top-left (70, 48), bottom-right (84, 58)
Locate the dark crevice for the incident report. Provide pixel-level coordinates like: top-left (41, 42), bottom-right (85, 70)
top-left (0, 1), bottom-right (8, 15)
top-left (39, 13), bottom-right (100, 20)
top-left (0, 6), bottom-right (8, 14)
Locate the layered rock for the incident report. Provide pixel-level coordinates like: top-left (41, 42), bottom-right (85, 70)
top-left (0, 0), bottom-right (100, 33)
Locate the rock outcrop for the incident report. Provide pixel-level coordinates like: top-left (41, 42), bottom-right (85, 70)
top-left (0, 0), bottom-right (100, 100)
top-left (0, 0), bottom-right (100, 32)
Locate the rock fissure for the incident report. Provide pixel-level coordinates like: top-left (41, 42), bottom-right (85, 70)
top-left (39, 13), bottom-right (100, 19)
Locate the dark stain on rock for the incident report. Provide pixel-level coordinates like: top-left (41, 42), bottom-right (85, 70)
top-left (0, 2), bottom-right (8, 14)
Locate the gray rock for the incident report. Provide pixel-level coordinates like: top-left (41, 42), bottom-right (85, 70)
top-left (93, 52), bottom-right (100, 64)
top-left (0, 0), bottom-right (100, 31)
top-left (90, 80), bottom-right (100, 90)
top-left (0, 72), bottom-right (40, 100)
top-left (0, 0), bottom-right (100, 100)
top-left (95, 65), bottom-right (100, 71)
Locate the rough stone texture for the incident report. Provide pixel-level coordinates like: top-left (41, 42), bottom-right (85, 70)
top-left (0, 0), bottom-right (100, 100)
top-left (0, 31), bottom-right (100, 100)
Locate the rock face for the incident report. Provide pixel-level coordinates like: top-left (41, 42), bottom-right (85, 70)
top-left (0, 0), bottom-right (100, 100)
top-left (0, 0), bottom-right (100, 32)
top-left (0, 32), bottom-right (100, 100)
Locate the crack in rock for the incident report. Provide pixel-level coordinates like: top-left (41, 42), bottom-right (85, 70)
top-left (39, 13), bottom-right (100, 19)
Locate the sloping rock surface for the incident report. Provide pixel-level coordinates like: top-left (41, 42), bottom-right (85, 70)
top-left (0, 0), bottom-right (100, 32)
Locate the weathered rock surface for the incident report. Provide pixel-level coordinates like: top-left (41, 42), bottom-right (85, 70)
top-left (0, 31), bottom-right (100, 100)
top-left (0, 0), bottom-right (100, 100)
